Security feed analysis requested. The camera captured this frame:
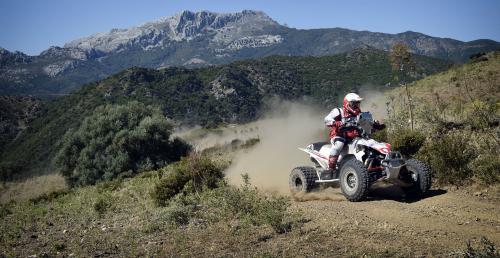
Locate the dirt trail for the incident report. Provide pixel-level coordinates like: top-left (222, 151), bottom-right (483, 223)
top-left (288, 184), bottom-right (500, 256)
top-left (167, 100), bottom-right (500, 255)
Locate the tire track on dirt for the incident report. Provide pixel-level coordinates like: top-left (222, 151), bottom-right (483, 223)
top-left (291, 186), bottom-right (500, 255)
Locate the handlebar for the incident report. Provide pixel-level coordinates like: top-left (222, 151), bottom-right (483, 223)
top-left (338, 123), bottom-right (367, 137)
top-left (338, 125), bottom-right (357, 132)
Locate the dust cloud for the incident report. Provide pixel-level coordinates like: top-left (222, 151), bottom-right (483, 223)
top-left (177, 91), bottom-right (388, 199)
top-left (173, 125), bottom-right (261, 152)
top-left (225, 100), bottom-right (326, 194)
top-left (225, 91), bottom-right (388, 195)
top-left (359, 85), bottom-right (389, 121)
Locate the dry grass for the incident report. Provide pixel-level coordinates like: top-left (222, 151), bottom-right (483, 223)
top-left (383, 52), bottom-right (500, 187)
top-left (0, 167), bottom-right (300, 257)
top-left (0, 173), bottom-right (67, 204)
top-left (1, 52), bottom-right (499, 257)
top-left (389, 51), bottom-right (500, 108)
top-left (1, 153), bottom-right (498, 257)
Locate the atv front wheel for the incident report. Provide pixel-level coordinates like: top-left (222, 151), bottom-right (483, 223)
top-left (339, 158), bottom-right (370, 202)
top-left (289, 167), bottom-right (319, 193)
top-left (401, 159), bottom-right (431, 199)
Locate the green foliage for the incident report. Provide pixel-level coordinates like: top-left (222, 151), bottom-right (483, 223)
top-left (162, 204), bottom-right (193, 225)
top-left (241, 173), bottom-right (251, 186)
top-left (29, 189), bottom-right (71, 204)
top-left (54, 101), bottom-right (191, 187)
top-left (0, 49), bottom-right (451, 179)
top-left (371, 128), bottom-right (388, 143)
top-left (96, 178), bottom-right (123, 193)
top-left (457, 237), bottom-right (499, 258)
top-left (53, 242), bottom-right (66, 252)
top-left (390, 43), bottom-right (415, 83)
top-left (93, 196), bottom-right (112, 216)
top-left (152, 155), bottom-right (225, 207)
top-left (160, 195), bottom-right (198, 226)
top-left (241, 137), bottom-right (260, 148)
top-left (0, 203), bottom-right (12, 219)
top-left (141, 222), bottom-right (161, 234)
top-left (0, 162), bottom-right (21, 182)
top-left (388, 128), bottom-right (426, 157)
top-left (152, 159), bottom-right (296, 233)
top-left (160, 179), bottom-right (295, 233)
top-left (463, 100), bottom-right (498, 130)
top-left (197, 181), bottom-right (294, 234)
top-left (470, 154), bottom-right (500, 186)
top-left (0, 96), bottom-right (41, 155)
top-left (417, 132), bottom-right (476, 185)
top-left (385, 51), bottom-right (500, 186)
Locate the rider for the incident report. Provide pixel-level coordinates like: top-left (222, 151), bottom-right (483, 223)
top-left (324, 93), bottom-right (363, 170)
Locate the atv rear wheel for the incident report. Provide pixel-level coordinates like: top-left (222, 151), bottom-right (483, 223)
top-left (339, 157), bottom-right (369, 202)
top-left (289, 167), bottom-right (319, 193)
top-left (401, 159), bottom-right (431, 199)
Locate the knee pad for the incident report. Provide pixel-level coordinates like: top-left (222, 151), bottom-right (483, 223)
top-left (330, 138), bottom-right (345, 156)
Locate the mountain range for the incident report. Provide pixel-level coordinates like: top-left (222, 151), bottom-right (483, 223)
top-left (1, 10), bottom-right (498, 96)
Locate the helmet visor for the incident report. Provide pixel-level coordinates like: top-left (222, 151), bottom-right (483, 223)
top-left (349, 101), bottom-right (360, 109)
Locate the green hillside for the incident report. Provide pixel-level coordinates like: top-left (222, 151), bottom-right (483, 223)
top-left (0, 52), bottom-right (499, 258)
top-left (0, 48), bottom-right (451, 179)
top-left (384, 51), bottom-right (499, 186)
top-left (0, 96), bottom-right (42, 155)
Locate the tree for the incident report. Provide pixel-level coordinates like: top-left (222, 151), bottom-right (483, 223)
top-left (390, 43), bottom-right (415, 130)
top-left (54, 101), bottom-right (191, 187)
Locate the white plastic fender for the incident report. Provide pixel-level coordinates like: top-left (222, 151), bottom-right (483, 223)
top-left (354, 138), bottom-right (391, 154)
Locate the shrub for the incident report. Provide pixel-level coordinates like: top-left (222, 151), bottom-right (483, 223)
top-left (199, 180), bottom-right (294, 234)
top-left (230, 139), bottom-right (243, 149)
top-left (253, 194), bottom-right (293, 233)
top-left (154, 172), bottom-right (298, 233)
top-left (241, 138), bottom-right (260, 148)
top-left (455, 237), bottom-right (498, 258)
top-left (53, 242), bottom-right (66, 252)
top-left (0, 162), bottom-right (22, 182)
top-left (54, 101), bottom-right (191, 187)
top-left (463, 100), bottom-right (498, 130)
top-left (29, 189), bottom-right (71, 204)
top-left (163, 205), bottom-right (191, 225)
top-left (0, 203), bottom-right (12, 218)
top-left (142, 222), bottom-right (161, 234)
top-left (161, 199), bottom-right (197, 226)
top-left (417, 132), bottom-right (476, 185)
top-left (152, 155), bottom-right (225, 207)
top-left (371, 128), bottom-right (388, 143)
top-left (470, 154), bottom-right (500, 186)
top-left (93, 196), bottom-right (112, 216)
top-left (388, 128), bottom-right (426, 157)
top-left (96, 178), bottom-right (123, 193)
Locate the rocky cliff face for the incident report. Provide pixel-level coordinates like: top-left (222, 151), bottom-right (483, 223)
top-left (0, 48), bottom-right (32, 67)
top-left (64, 10), bottom-right (282, 54)
top-left (0, 10), bottom-right (498, 96)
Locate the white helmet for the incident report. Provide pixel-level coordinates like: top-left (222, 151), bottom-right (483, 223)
top-left (344, 93), bottom-right (363, 102)
top-left (343, 93), bottom-right (363, 115)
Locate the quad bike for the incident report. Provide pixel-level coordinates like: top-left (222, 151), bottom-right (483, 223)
top-left (290, 112), bottom-right (431, 201)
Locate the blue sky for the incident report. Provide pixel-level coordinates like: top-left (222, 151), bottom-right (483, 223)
top-left (1, 0), bottom-right (499, 55)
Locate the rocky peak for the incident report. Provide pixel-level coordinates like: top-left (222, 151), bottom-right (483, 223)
top-left (39, 46), bottom-right (95, 60)
top-left (64, 10), bottom-right (280, 54)
top-left (0, 47), bottom-right (31, 67)
top-left (398, 31), bottom-right (426, 36)
top-left (168, 10), bottom-right (276, 31)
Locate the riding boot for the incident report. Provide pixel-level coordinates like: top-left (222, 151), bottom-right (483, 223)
top-left (328, 155), bottom-right (339, 171)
